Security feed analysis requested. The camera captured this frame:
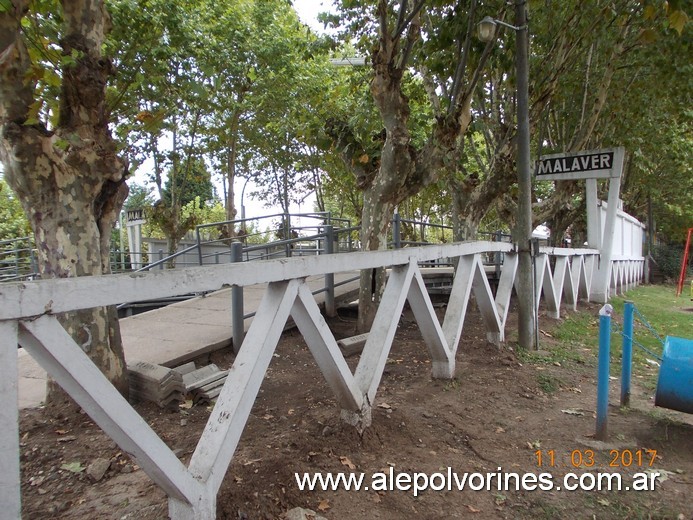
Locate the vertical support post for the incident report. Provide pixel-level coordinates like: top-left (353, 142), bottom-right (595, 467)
top-left (30, 248), bottom-right (37, 277)
top-left (231, 242), bottom-right (245, 354)
top-left (0, 321), bottom-right (20, 519)
top-left (119, 210), bottom-right (126, 272)
top-left (596, 311), bottom-right (611, 440)
top-left (393, 212), bottom-right (401, 249)
top-left (589, 148), bottom-right (625, 302)
top-left (585, 178), bottom-right (600, 249)
top-left (494, 230), bottom-right (502, 280)
top-left (284, 213), bottom-right (292, 258)
top-left (620, 301), bottom-right (634, 407)
top-left (196, 226), bottom-right (204, 266)
top-left (158, 249), bottom-right (164, 270)
top-left (514, 0), bottom-right (535, 350)
top-left (324, 226), bottom-right (336, 317)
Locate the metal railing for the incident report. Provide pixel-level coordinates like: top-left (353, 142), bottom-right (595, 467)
top-left (1, 212), bottom-right (514, 283)
top-left (0, 237), bottom-right (37, 282)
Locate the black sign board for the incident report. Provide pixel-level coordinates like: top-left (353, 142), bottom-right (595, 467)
top-left (536, 148), bottom-right (624, 181)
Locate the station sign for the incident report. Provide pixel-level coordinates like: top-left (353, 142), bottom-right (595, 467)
top-left (536, 147), bottom-right (624, 181)
top-left (125, 208), bottom-right (146, 225)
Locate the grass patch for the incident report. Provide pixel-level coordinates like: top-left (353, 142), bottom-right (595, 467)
top-left (543, 285), bottom-right (693, 388)
top-left (536, 373), bottom-right (562, 393)
top-left (610, 285), bottom-right (693, 387)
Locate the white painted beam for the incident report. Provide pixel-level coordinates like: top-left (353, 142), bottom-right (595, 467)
top-left (19, 317), bottom-right (201, 505)
top-left (0, 242), bottom-right (513, 320)
top-left (407, 266), bottom-right (454, 378)
top-left (185, 280), bottom-right (298, 498)
top-left (0, 321), bottom-right (20, 519)
top-left (495, 253), bottom-right (518, 329)
top-left (470, 256), bottom-right (503, 344)
top-left (291, 283), bottom-right (363, 411)
top-left (442, 255), bottom-right (476, 354)
top-left (559, 257), bottom-right (578, 310)
top-left (536, 254), bottom-right (560, 319)
top-left (354, 263), bottom-right (414, 404)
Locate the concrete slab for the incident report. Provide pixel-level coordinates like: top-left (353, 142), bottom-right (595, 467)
top-left (337, 333), bottom-right (370, 357)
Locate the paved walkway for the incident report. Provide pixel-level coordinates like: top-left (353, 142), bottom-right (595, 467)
top-left (18, 273), bottom-right (361, 409)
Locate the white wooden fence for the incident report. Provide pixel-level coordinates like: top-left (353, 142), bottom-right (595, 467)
top-left (1, 241), bottom-right (643, 518)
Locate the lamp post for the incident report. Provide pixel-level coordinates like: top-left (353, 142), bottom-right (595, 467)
top-left (479, 2), bottom-right (535, 350)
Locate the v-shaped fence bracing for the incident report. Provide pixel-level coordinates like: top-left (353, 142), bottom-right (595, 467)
top-left (1, 242), bottom-right (643, 519)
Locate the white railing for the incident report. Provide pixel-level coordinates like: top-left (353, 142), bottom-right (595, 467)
top-left (1, 241), bottom-right (643, 519)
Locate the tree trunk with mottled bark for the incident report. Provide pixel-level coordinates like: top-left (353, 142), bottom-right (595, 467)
top-left (0, 0), bottom-right (129, 406)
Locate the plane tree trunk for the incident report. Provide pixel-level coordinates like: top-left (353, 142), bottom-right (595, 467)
top-left (0, 0), bottom-right (129, 406)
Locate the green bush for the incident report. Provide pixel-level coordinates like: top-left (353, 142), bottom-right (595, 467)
top-left (651, 244), bottom-right (690, 280)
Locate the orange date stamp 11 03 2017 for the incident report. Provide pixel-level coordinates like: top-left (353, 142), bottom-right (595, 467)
top-left (535, 449), bottom-right (658, 468)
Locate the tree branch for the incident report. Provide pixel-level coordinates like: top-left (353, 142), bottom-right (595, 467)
top-left (449, 0), bottom-right (476, 113)
top-left (0, 0), bottom-right (33, 123)
top-left (394, 0), bottom-right (426, 40)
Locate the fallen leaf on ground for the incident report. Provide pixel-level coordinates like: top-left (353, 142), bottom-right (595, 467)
top-left (60, 462), bottom-right (84, 473)
top-left (317, 499), bottom-right (330, 512)
top-left (339, 456), bottom-right (356, 470)
top-left (466, 504), bottom-right (481, 513)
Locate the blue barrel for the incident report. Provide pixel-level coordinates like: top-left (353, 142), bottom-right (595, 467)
top-left (655, 336), bottom-right (693, 414)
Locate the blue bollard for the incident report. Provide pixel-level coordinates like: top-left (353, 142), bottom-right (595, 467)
top-left (596, 307), bottom-right (612, 440)
top-left (621, 302), bottom-right (634, 407)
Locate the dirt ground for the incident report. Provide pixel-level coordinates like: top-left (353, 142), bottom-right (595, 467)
top-left (19, 301), bottom-right (693, 519)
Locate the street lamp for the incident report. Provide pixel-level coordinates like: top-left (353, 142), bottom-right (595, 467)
top-left (478, 3), bottom-right (535, 350)
top-left (477, 16), bottom-right (525, 42)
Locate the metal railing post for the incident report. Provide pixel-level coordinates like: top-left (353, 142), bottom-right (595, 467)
top-left (495, 230), bottom-right (502, 279)
top-left (324, 226), bottom-right (336, 317)
top-left (196, 227), bottom-right (203, 266)
top-left (158, 249), bottom-right (164, 270)
top-left (393, 213), bottom-right (401, 249)
top-left (348, 219), bottom-right (353, 251)
top-left (620, 301), bottom-right (634, 407)
top-left (29, 249), bottom-right (37, 277)
top-left (231, 242), bottom-right (244, 354)
top-left (596, 306), bottom-right (612, 440)
top-left (284, 213), bottom-right (292, 258)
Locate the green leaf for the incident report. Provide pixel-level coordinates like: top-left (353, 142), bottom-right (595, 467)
top-left (668, 10), bottom-right (688, 35)
top-left (23, 100), bottom-right (42, 126)
top-left (638, 28), bottom-right (658, 43)
top-left (54, 138), bottom-right (69, 151)
top-left (60, 462), bottom-right (85, 473)
top-left (43, 70), bottom-right (62, 88)
top-left (643, 4), bottom-right (657, 20)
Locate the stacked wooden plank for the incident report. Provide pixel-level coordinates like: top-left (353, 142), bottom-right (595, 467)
top-left (128, 360), bottom-right (185, 409)
top-left (175, 363), bottom-right (229, 404)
